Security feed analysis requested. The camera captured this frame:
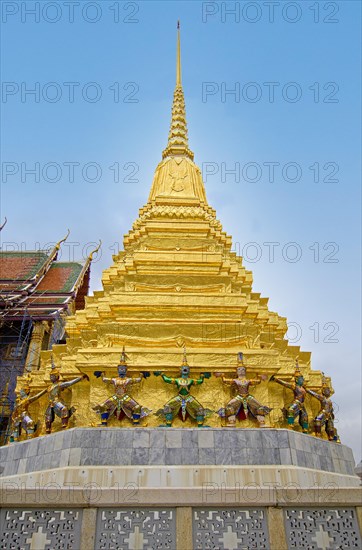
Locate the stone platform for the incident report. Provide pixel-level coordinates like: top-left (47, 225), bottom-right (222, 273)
top-left (0, 427), bottom-right (357, 478)
top-left (0, 428), bottom-right (355, 476)
top-left (1, 428), bottom-right (361, 550)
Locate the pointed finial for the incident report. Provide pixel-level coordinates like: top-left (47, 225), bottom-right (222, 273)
top-left (162, 22), bottom-right (194, 161)
top-left (237, 352), bottom-right (244, 365)
top-left (176, 20), bottom-right (181, 87)
top-left (55, 228), bottom-right (70, 250)
top-left (88, 240), bottom-right (102, 261)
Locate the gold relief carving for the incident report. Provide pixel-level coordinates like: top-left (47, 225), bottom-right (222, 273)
top-left (136, 204), bottom-right (216, 222)
top-left (128, 282), bottom-right (225, 294)
top-left (141, 243), bottom-right (218, 253)
top-left (125, 282), bottom-right (135, 291)
top-left (72, 334), bottom-right (255, 349)
top-left (169, 158), bottom-right (189, 193)
top-left (86, 340), bottom-right (98, 348)
top-left (175, 337), bottom-right (186, 348)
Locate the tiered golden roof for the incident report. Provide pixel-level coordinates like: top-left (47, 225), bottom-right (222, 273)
top-left (20, 24), bottom-right (327, 430)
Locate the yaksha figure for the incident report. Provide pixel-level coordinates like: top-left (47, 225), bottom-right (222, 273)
top-left (92, 350), bottom-right (151, 426)
top-left (215, 353), bottom-right (271, 427)
top-left (154, 350), bottom-right (213, 427)
top-left (45, 363), bottom-right (89, 433)
top-left (307, 373), bottom-right (339, 441)
top-left (271, 360), bottom-right (309, 433)
top-left (10, 376), bottom-right (47, 442)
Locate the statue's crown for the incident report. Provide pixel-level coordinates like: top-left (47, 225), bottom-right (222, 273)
top-left (294, 359), bottom-right (302, 377)
top-left (237, 352), bottom-right (244, 366)
top-left (181, 346), bottom-right (188, 366)
top-left (51, 358), bottom-right (60, 376)
top-left (119, 346), bottom-right (127, 366)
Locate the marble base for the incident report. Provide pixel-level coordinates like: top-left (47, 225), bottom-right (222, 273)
top-left (0, 427), bottom-right (357, 478)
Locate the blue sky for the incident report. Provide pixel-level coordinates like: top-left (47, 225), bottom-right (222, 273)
top-left (1, 1), bottom-right (361, 460)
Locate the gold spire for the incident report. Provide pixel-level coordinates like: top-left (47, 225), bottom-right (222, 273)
top-left (176, 20), bottom-right (181, 86)
top-left (162, 21), bottom-right (194, 161)
top-left (148, 22), bottom-right (207, 203)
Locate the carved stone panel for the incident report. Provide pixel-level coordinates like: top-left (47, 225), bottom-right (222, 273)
top-left (193, 508), bottom-right (269, 549)
top-left (0, 509), bottom-right (82, 549)
top-left (95, 508), bottom-right (176, 549)
top-left (284, 507), bottom-right (362, 549)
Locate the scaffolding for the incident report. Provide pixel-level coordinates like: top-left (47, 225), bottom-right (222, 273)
top-left (0, 386), bottom-right (11, 446)
top-left (0, 309), bottom-right (33, 445)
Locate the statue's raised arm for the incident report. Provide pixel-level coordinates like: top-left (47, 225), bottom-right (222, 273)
top-left (270, 375), bottom-right (294, 390)
top-left (154, 371), bottom-right (175, 384)
top-left (214, 372), bottom-right (233, 385)
top-left (271, 360), bottom-right (309, 433)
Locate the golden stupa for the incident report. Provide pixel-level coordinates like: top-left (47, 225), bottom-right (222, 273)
top-left (19, 24), bottom-right (329, 433)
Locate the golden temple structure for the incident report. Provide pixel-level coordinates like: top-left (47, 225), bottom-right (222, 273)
top-left (15, 24), bottom-right (330, 435)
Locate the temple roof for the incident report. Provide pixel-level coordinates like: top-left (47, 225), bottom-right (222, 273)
top-left (36, 262), bottom-right (85, 293)
top-left (0, 237), bottom-right (97, 321)
top-left (0, 251), bottom-right (52, 291)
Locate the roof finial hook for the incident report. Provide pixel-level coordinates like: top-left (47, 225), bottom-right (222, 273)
top-left (88, 240), bottom-right (102, 261)
top-left (55, 228), bottom-right (70, 250)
